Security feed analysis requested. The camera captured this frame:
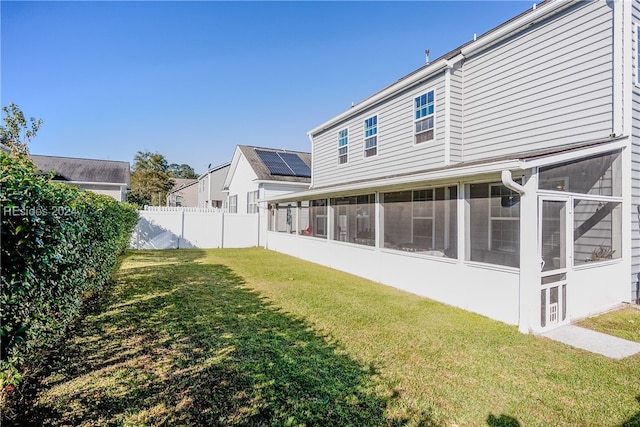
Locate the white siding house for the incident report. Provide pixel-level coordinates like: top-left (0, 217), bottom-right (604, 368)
top-left (223, 145), bottom-right (311, 246)
top-left (264, 0), bottom-right (637, 334)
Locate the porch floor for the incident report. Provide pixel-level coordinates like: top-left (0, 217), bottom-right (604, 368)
top-left (541, 325), bottom-right (640, 359)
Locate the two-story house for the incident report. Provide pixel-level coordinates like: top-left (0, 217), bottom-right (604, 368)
top-left (264, 0), bottom-right (638, 334)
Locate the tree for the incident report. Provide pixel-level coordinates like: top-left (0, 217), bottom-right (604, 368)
top-left (129, 151), bottom-right (174, 207)
top-left (168, 163), bottom-right (198, 179)
top-left (0, 103), bottom-right (42, 155)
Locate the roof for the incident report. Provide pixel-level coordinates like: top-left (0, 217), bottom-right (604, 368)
top-left (30, 154), bottom-right (131, 186)
top-left (237, 145), bottom-right (312, 183)
top-left (198, 162), bottom-right (231, 180)
top-left (168, 178), bottom-right (198, 194)
top-left (262, 136), bottom-right (627, 203)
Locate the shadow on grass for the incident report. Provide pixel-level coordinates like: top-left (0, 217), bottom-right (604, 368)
top-left (621, 395), bottom-right (640, 427)
top-left (7, 250), bottom-right (425, 426)
top-left (487, 413), bottom-right (521, 427)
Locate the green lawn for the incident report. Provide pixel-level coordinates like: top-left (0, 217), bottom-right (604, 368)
top-left (10, 248), bottom-right (640, 426)
top-left (577, 305), bottom-right (640, 343)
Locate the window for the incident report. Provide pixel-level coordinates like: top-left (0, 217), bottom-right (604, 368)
top-left (364, 116), bottom-right (377, 157)
top-left (573, 200), bottom-right (621, 265)
top-left (228, 194), bottom-right (238, 213)
top-left (467, 182), bottom-right (520, 267)
top-left (539, 151), bottom-right (621, 197)
top-left (414, 91), bottom-right (434, 144)
top-left (330, 194), bottom-right (375, 246)
top-left (382, 186), bottom-right (457, 257)
top-left (310, 199), bottom-right (327, 237)
top-left (247, 190), bottom-right (259, 214)
top-left (175, 195), bottom-right (183, 207)
top-left (338, 128), bottom-right (348, 164)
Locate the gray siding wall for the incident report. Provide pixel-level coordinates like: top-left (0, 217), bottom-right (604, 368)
top-left (449, 65), bottom-right (464, 164)
top-left (462, 0), bottom-right (614, 161)
top-left (632, 0), bottom-right (640, 302)
top-left (312, 74), bottom-right (447, 188)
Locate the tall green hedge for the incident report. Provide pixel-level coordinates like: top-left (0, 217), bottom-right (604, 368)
top-left (0, 150), bottom-right (138, 390)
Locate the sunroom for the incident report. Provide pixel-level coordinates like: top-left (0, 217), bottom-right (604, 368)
top-left (263, 138), bottom-right (628, 333)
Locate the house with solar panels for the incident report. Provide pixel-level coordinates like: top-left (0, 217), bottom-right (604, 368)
top-left (222, 145), bottom-right (311, 246)
top-left (261, 0), bottom-right (640, 334)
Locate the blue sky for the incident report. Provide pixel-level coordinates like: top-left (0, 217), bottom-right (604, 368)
top-left (2, 1), bottom-right (530, 174)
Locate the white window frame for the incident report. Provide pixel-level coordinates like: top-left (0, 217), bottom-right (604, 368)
top-left (338, 128), bottom-right (349, 165)
top-left (247, 190), bottom-right (259, 214)
top-left (488, 183), bottom-right (520, 253)
top-left (363, 115), bottom-right (378, 158)
top-left (412, 189), bottom-right (435, 248)
top-left (228, 194), bottom-right (238, 213)
top-left (414, 90), bottom-right (435, 145)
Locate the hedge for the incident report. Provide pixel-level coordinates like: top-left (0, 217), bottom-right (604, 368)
top-left (0, 150), bottom-right (138, 392)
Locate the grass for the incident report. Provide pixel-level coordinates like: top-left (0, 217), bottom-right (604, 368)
top-left (577, 305), bottom-right (640, 343)
top-left (6, 248), bottom-right (640, 426)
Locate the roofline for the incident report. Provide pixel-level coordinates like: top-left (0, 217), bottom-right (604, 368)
top-left (29, 153), bottom-right (131, 166)
top-left (198, 162), bottom-right (231, 180)
top-left (261, 136), bottom-right (627, 203)
top-left (307, 0), bottom-right (580, 137)
top-left (54, 180), bottom-right (129, 187)
top-left (168, 180), bottom-right (199, 194)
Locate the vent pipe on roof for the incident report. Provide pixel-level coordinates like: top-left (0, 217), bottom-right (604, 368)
top-left (533, 3), bottom-right (537, 10)
top-left (425, 49), bottom-right (430, 65)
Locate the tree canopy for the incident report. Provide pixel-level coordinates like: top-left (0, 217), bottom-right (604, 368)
top-left (168, 163), bottom-right (198, 179)
top-left (129, 151), bottom-right (175, 207)
top-left (0, 103), bottom-right (42, 155)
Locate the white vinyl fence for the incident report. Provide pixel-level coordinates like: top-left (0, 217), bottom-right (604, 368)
top-left (130, 206), bottom-right (259, 249)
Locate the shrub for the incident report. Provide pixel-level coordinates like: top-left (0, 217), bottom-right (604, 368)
top-left (0, 150), bottom-right (138, 394)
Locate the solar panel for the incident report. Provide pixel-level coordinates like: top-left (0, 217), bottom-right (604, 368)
top-left (278, 153), bottom-right (311, 177)
top-left (255, 150), bottom-right (295, 176)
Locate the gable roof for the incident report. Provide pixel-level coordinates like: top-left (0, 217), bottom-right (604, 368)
top-left (238, 145), bottom-right (312, 183)
top-left (168, 178), bottom-right (198, 194)
top-left (30, 154), bottom-right (131, 186)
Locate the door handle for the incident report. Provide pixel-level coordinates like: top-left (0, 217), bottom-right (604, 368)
top-left (540, 259), bottom-right (545, 271)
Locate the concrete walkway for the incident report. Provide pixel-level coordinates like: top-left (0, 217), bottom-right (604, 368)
top-left (542, 325), bottom-right (640, 359)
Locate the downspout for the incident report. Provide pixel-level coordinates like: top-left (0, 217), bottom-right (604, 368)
top-left (501, 170), bottom-right (526, 195)
top-left (501, 169), bottom-right (529, 333)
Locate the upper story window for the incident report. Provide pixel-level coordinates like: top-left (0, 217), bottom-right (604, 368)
top-left (338, 128), bottom-right (348, 164)
top-left (364, 115), bottom-right (378, 157)
top-left (414, 91), bottom-right (435, 144)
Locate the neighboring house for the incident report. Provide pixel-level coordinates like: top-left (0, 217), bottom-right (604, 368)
top-left (30, 154), bottom-right (130, 202)
top-left (223, 145), bottom-right (311, 245)
top-left (198, 162), bottom-right (230, 208)
top-left (264, 0), bottom-right (639, 334)
top-left (166, 178), bottom-right (198, 207)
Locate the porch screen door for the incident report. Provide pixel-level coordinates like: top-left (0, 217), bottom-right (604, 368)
top-left (539, 198), bottom-right (569, 328)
